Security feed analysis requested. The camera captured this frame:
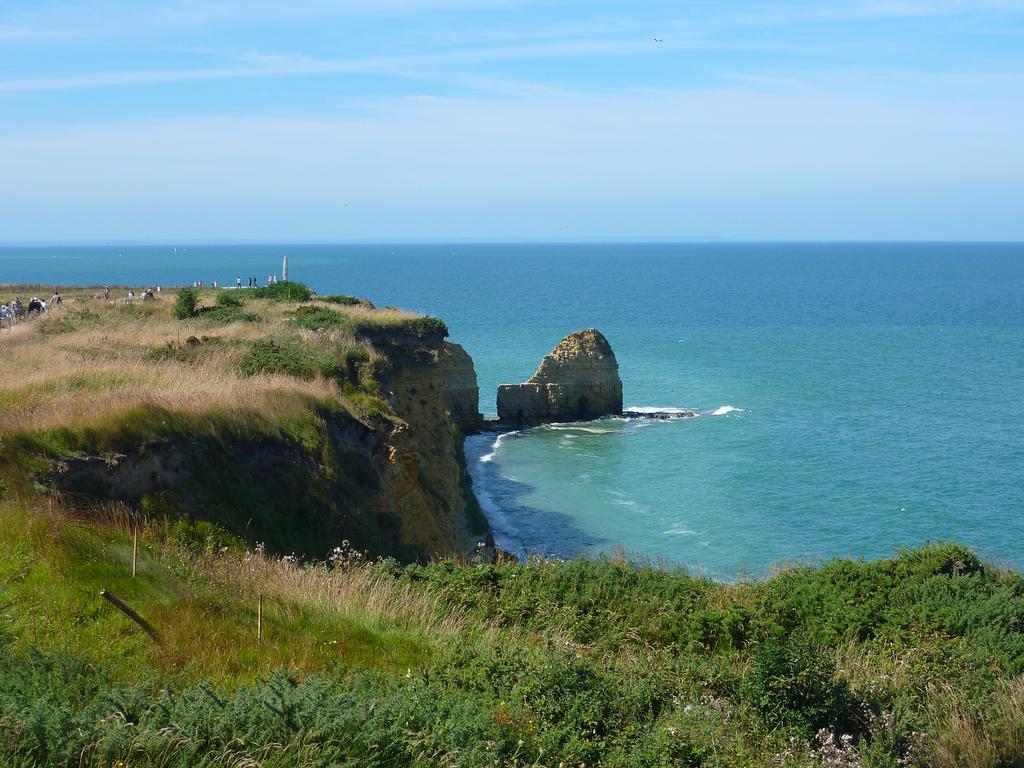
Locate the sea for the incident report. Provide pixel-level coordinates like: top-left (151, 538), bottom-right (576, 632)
top-left (2, 242), bottom-right (1022, 578)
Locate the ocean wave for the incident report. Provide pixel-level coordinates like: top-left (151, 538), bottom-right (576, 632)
top-left (546, 425), bottom-right (617, 434)
top-left (479, 429), bottom-right (522, 463)
top-left (710, 405), bottom-right (745, 416)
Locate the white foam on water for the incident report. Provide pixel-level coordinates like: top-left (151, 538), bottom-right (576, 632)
top-left (545, 424), bottom-right (617, 434)
top-left (710, 405), bottom-right (745, 416)
top-left (663, 527), bottom-right (700, 537)
top-left (479, 429), bottom-right (521, 463)
top-left (466, 438), bottom-right (521, 553)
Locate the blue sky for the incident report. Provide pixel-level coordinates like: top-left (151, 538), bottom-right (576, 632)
top-left (1, 0), bottom-right (1023, 242)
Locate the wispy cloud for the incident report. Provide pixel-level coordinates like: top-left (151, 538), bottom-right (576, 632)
top-left (0, 37), bottom-right (686, 94)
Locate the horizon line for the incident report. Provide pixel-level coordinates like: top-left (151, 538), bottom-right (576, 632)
top-left (2, 238), bottom-right (1023, 248)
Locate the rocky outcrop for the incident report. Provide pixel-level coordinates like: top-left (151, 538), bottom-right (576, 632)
top-left (497, 329), bottom-right (623, 425)
top-left (438, 342), bottom-right (483, 433)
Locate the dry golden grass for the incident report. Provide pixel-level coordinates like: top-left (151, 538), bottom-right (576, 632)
top-left (308, 297), bottom-right (419, 324)
top-left (200, 547), bottom-right (479, 641)
top-left (0, 290), bottom-right (367, 435)
top-left (832, 640), bottom-right (919, 697)
top-left (929, 677), bottom-right (1024, 768)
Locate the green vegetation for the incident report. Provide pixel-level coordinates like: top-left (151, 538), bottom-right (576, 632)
top-left (242, 280), bottom-right (314, 302)
top-left (291, 304), bottom-right (448, 339)
top-left (216, 290), bottom-right (244, 309)
top-left (319, 294), bottom-right (373, 307)
top-left (171, 286), bottom-right (199, 319)
top-left (1, 510), bottom-right (1023, 767)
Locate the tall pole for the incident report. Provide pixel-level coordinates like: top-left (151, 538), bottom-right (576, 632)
top-left (282, 255), bottom-right (289, 283)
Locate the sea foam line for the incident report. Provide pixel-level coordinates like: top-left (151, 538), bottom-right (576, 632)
top-left (479, 429), bottom-right (521, 463)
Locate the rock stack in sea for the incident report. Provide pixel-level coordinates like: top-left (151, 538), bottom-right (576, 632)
top-left (497, 329), bottom-right (623, 425)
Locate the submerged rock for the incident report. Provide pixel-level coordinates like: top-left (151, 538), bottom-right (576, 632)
top-left (497, 328), bottom-right (623, 425)
top-left (623, 409), bottom-right (697, 420)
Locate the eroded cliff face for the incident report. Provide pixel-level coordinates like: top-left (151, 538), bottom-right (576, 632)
top-left (497, 329), bottom-right (623, 425)
top-left (42, 335), bottom-right (489, 562)
top-left (438, 343), bottom-right (484, 433)
top-left (376, 339), bottom-right (488, 556)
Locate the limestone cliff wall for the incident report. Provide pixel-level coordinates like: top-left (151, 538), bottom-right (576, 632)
top-left (376, 339), bottom-right (488, 556)
top-left (497, 329), bottom-right (623, 425)
top-left (438, 342), bottom-right (483, 433)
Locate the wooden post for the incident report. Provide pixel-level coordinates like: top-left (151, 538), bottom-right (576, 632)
top-left (131, 527), bottom-right (138, 578)
top-left (257, 593), bottom-right (264, 642)
top-left (100, 589), bottom-right (162, 645)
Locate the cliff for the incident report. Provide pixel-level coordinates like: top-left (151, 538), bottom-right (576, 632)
top-left (438, 342), bottom-right (484, 432)
top-left (0, 283), bottom-right (489, 561)
top-left (497, 328), bottom-right (623, 425)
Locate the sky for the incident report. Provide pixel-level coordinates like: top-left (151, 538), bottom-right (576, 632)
top-left (1, 0), bottom-right (1023, 243)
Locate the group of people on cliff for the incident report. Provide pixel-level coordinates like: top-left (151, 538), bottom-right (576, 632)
top-left (0, 292), bottom-right (62, 329)
top-left (86, 286), bottom-right (159, 303)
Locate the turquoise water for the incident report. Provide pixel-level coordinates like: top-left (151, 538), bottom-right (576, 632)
top-left (3, 243), bottom-right (1022, 577)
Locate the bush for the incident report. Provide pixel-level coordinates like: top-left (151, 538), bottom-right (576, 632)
top-left (292, 305), bottom-right (347, 332)
top-left (245, 281), bottom-right (312, 302)
top-left (172, 287), bottom-right (199, 319)
top-left (319, 294), bottom-right (367, 306)
top-left (201, 306), bottom-right (262, 326)
top-left (290, 306), bottom-right (448, 339)
top-left (743, 637), bottom-right (861, 737)
top-left (403, 316), bottom-right (448, 338)
top-left (237, 338), bottom-right (340, 381)
top-left (215, 290), bottom-right (244, 309)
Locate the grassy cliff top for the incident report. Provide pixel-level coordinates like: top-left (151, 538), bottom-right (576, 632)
top-left (0, 282), bottom-right (445, 441)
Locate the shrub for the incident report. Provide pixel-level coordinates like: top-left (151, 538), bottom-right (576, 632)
top-left (403, 316), bottom-right (448, 338)
top-left (215, 290), bottom-right (244, 309)
top-left (245, 281), bottom-right (312, 302)
top-left (290, 306), bottom-right (449, 339)
top-left (743, 637), bottom-right (861, 737)
top-left (201, 306), bottom-right (262, 326)
top-left (319, 294), bottom-right (368, 306)
top-left (292, 305), bottom-right (346, 331)
top-left (237, 338), bottom-right (339, 380)
top-left (172, 287), bottom-right (199, 319)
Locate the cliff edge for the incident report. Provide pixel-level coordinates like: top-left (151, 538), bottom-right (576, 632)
top-left (0, 283), bottom-right (490, 562)
top-left (497, 328), bottom-right (623, 425)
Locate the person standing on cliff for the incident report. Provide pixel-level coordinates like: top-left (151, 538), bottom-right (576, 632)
top-left (50, 290), bottom-right (63, 309)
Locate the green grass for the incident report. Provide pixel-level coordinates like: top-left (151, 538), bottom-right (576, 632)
top-left (290, 305), bottom-right (448, 339)
top-left (239, 281), bottom-right (314, 302)
top-left (2, 505), bottom-right (1023, 767)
